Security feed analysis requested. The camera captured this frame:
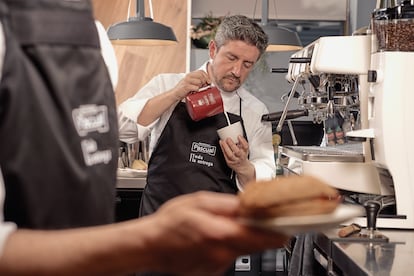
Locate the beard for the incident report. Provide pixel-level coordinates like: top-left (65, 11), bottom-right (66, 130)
top-left (216, 74), bottom-right (241, 92)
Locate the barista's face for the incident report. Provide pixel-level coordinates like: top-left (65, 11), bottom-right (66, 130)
top-left (208, 40), bottom-right (260, 93)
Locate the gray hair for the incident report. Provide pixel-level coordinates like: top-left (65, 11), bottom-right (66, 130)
top-left (214, 15), bottom-right (268, 58)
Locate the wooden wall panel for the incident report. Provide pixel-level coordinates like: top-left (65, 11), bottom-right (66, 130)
top-left (91, 0), bottom-right (188, 105)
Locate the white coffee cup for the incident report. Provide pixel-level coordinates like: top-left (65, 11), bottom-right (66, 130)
top-left (217, 121), bottom-right (243, 143)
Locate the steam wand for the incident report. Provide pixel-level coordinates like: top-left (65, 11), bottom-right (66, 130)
top-left (276, 75), bottom-right (304, 132)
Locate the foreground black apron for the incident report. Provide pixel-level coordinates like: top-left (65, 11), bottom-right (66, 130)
top-left (0, 0), bottom-right (118, 229)
top-left (140, 100), bottom-right (246, 217)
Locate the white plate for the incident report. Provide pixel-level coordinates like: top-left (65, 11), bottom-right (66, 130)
top-left (242, 204), bottom-right (364, 235)
top-left (117, 168), bottom-right (147, 178)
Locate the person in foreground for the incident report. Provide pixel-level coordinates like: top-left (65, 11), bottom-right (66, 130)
top-left (119, 15), bottom-right (276, 217)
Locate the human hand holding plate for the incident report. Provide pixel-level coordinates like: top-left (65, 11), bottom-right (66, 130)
top-left (237, 175), bottom-right (363, 235)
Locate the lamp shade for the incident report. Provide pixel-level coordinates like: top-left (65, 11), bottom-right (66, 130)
top-left (107, 18), bottom-right (177, 46)
top-left (107, 0), bottom-right (177, 46)
top-left (262, 24), bottom-right (302, 51)
top-left (261, 0), bottom-right (302, 52)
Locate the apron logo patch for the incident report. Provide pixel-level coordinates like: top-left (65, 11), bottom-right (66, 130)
top-left (72, 105), bottom-right (109, 137)
top-left (191, 142), bottom-right (216, 156)
top-left (81, 139), bottom-right (112, 166)
top-left (189, 142), bottom-right (215, 167)
top-left (72, 105), bottom-right (112, 166)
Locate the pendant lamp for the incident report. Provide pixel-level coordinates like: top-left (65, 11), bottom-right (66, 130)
top-left (261, 0), bottom-right (302, 51)
top-left (107, 0), bottom-right (177, 46)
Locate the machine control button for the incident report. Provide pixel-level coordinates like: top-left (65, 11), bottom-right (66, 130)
top-left (235, 255), bottom-right (251, 271)
top-left (368, 70), bottom-right (377, 82)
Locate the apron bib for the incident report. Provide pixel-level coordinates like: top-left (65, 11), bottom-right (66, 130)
top-left (0, 0), bottom-right (118, 229)
top-left (140, 99), bottom-right (246, 216)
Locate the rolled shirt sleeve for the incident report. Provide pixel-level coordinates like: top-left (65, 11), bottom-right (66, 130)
top-left (235, 119), bottom-right (276, 191)
top-left (118, 95), bottom-right (159, 142)
top-left (224, 89), bottom-right (276, 191)
top-left (118, 73), bottom-right (185, 152)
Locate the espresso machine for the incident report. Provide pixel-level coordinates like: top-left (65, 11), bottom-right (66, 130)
top-left (349, 0), bottom-right (414, 229)
top-left (275, 0), bottom-right (414, 229)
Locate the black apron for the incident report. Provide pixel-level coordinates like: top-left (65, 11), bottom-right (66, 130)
top-left (0, 0), bottom-right (118, 229)
top-left (140, 99), bottom-right (246, 216)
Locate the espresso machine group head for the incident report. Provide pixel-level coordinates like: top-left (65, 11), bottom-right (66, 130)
top-left (281, 35), bottom-right (387, 196)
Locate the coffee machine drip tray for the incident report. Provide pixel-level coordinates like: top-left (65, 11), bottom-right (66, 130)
top-left (281, 143), bottom-right (364, 163)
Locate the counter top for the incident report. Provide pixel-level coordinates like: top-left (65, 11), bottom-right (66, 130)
top-left (313, 228), bottom-right (414, 275)
top-left (116, 177), bottom-right (146, 189)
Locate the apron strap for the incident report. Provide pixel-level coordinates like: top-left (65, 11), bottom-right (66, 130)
top-left (239, 94), bottom-right (242, 117)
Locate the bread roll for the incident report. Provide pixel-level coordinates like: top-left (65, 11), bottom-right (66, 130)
top-left (238, 175), bottom-right (340, 219)
top-left (131, 159), bottom-right (148, 170)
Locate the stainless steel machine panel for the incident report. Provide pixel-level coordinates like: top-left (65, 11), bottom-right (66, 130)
top-left (281, 143), bottom-right (364, 162)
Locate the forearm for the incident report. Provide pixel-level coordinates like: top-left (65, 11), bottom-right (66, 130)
top-left (0, 219), bottom-right (156, 276)
top-left (137, 70), bottom-right (211, 126)
top-left (235, 161), bottom-right (256, 187)
top-left (137, 88), bottom-right (181, 126)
